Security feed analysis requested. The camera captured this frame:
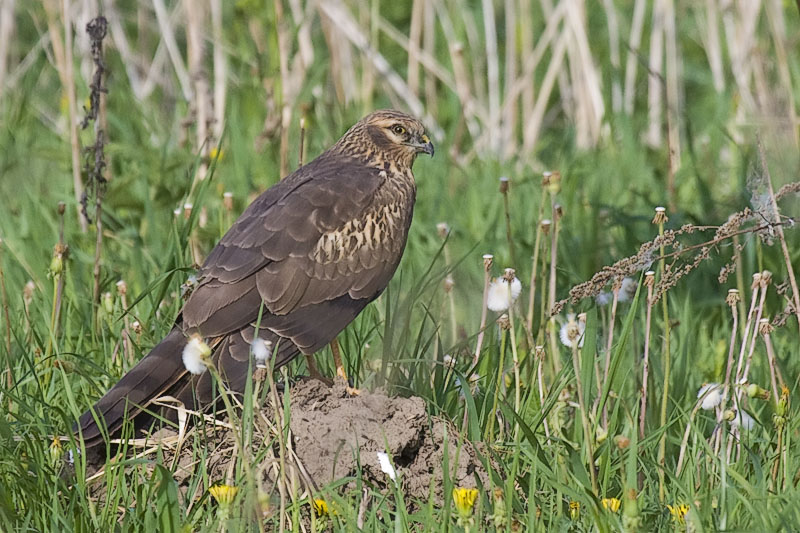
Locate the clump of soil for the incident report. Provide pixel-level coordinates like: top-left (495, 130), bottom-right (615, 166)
top-left (284, 380), bottom-right (487, 502)
top-left (91, 379), bottom-right (488, 505)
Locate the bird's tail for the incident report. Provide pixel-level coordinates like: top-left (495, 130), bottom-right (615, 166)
top-left (75, 328), bottom-right (188, 447)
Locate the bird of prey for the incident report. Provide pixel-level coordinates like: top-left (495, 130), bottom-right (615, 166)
top-left (77, 110), bottom-right (433, 446)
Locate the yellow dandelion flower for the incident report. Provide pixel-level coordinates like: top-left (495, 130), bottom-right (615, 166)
top-left (452, 487), bottom-right (479, 517)
top-left (313, 498), bottom-right (329, 517)
top-left (209, 147), bottom-right (225, 161)
top-left (209, 484), bottom-right (238, 506)
top-left (602, 497), bottom-right (621, 513)
top-left (667, 503), bottom-right (689, 524)
top-left (569, 500), bottom-right (580, 520)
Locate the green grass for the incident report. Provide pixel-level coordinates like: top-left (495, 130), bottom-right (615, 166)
top-left (1, 1), bottom-right (800, 531)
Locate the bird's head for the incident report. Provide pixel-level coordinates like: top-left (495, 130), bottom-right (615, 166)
top-left (337, 110), bottom-right (434, 167)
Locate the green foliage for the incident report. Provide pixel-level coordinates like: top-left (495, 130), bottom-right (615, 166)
top-left (1, 1), bottom-right (800, 531)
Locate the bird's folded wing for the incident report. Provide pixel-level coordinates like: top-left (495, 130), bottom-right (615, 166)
top-left (181, 153), bottom-right (412, 343)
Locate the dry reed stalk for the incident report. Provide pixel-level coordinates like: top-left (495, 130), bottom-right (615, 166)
top-left (601, 0), bottom-right (622, 113)
top-left (702, 0), bottom-right (725, 92)
top-left (0, 0), bottom-right (15, 101)
top-left (639, 271), bottom-right (655, 440)
top-left (518, 0), bottom-right (534, 133)
top-left (481, 0), bottom-right (500, 153)
top-left (564, 0), bottom-right (604, 149)
top-left (210, 0), bottom-right (226, 142)
top-left (422, 0), bottom-right (437, 116)
top-left (502, 0), bottom-right (517, 158)
top-left (273, 0), bottom-right (291, 177)
top-left (406, 0), bottom-right (423, 97)
top-left (644, 0), bottom-right (664, 147)
top-left (375, 17), bottom-right (455, 98)
top-left (103, 0), bottom-right (144, 99)
top-left (316, 1), bottom-right (440, 137)
top-left (185, 0), bottom-right (210, 182)
top-left (663, 0), bottom-right (680, 211)
top-left (43, 0), bottom-right (88, 232)
top-left (623, 0), bottom-right (646, 115)
top-left (522, 30), bottom-right (568, 153)
top-left (764, 1), bottom-right (799, 148)
top-left (502, 0), bottom-right (565, 149)
top-left (152, 0), bottom-right (192, 101)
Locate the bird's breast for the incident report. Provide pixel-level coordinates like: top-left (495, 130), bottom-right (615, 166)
top-left (310, 171), bottom-right (415, 265)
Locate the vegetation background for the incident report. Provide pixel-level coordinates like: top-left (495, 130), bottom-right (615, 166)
top-left (0, 0), bottom-right (799, 530)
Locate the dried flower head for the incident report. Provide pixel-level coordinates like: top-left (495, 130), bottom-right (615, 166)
top-left (223, 192), bottom-right (233, 211)
top-left (652, 206), bottom-right (668, 225)
top-left (482, 254), bottom-right (494, 271)
top-left (183, 202), bottom-right (193, 219)
top-left (540, 219), bottom-right (552, 235)
top-left (443, 275), bottom-right (455, 293)
top-left (182, 334), bottom-right (211, 375)
top-left (758, 318), bottom-right (774, 336)
top-left (726, 289), bottom-right (740, 307)
top-left (499, 176), bottom-right (509, 194)
top-left (437, 222), bottom-right (451, 239)
top-left (115, 279), bottom-right (127, 295)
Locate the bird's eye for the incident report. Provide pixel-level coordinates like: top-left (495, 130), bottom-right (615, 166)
top-left (391, 124), bottom-right (406, 135)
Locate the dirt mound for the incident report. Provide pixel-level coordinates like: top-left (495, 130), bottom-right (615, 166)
top-left (89, 379), bottom-right (488, 505)
top-left (285, 380), bottom-right (487, 501)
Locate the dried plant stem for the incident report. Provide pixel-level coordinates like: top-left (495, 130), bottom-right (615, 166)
top-left (473, 254), bottom-right (493, 365)
top-left (760, 322), bottom-right (780, 405)
top-left (741, 275), bottom-right (769, 383)
top-left (547, 202), bottom-right (561, 374)
top-left (720, 292), bottom-right (739, 414)
top-left (298, 117), bottom-right (306, 167)
top-left (758, 139), bottom-right (800, 338)
top-left (734, 275), bottom-right (762, 384)
top-left (486, 323), bottom-right (507, 442)
top-left (571, 342), bottom-right (598, 494)
top-left (639, 273), bottom-right (655, 440)
top-left (535, 347), bottom-right (552, 440)
top-left (526, 205), bottom-right (545, 334)
top-left (675, 399), bottom-right (703, 476)
top-left (656, 222), bottom-right (671, 502)
top-left (499, 178), bottom-right (517, 267)
top-left (0, 240), bottom-right (11, 401)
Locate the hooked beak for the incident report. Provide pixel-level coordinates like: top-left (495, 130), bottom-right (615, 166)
top-left (414, 133), bottom-right (435, 157)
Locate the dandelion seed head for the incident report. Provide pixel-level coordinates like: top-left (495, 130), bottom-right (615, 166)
top-left (697, 383), bottom-right (724, 410)
top-left (486, 275), bottom-right (522, 312)
top-left (559, 314), bottom-right (585, 348)
top-left (182, 334), bottom-right (211, 375)
top-left (252, 338), bottom-right (272, 368)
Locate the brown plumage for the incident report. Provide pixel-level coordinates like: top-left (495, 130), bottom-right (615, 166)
top-left (77, 110), bottom-right (433, 446)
